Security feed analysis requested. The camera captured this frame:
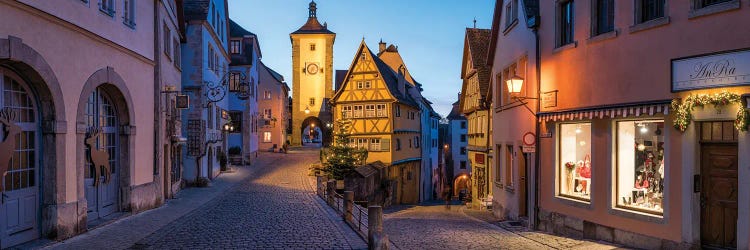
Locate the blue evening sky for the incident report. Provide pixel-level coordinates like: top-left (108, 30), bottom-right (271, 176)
top-left (228, 0), bottom-right (494, 117)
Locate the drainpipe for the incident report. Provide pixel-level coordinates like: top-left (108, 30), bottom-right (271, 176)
top-left (532, 16), bottom-right (542, 229)
top-left (153, 1), bottom-right (163, 197)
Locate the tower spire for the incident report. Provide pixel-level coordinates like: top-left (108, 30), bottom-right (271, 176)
top-left (308, 1), bottom-right (317, 18)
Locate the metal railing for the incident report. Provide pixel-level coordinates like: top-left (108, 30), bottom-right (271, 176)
top-left (316, 177), bottom-right (371, 241)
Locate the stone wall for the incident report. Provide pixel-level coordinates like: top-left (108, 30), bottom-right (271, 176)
top-left (537, 209), bottom-right (696, 249)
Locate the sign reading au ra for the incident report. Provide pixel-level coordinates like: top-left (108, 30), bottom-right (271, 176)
top-left (672, 49), bottom-right (750, 92)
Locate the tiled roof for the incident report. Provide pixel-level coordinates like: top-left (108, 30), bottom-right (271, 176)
top-left (447, 100), bottom-right (466, 120)
top-left (334, 70), bottom-right (347, 91)
top-left (261, 61), bottom-right (284, 83)
top-left (465, 28), bottom-right (492, 96)
top-left (183, 0), bottom-right (210, 21)
top-left (369, 48), bottom-right (419, 107)
top-left (292, 18), bottom-right (335, 34)
top-left (229, 19), bottom-right (255, 37)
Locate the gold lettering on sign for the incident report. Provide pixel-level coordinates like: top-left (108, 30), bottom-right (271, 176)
top-left (85, 128), bottom-right (112, 187)
top-left (0, 108), bottom-right (20, 192)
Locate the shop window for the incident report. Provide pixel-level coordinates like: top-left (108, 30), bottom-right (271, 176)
top-left (615, 120), bottom-right (664, 214)
top-left (558, 123), bottom-right (591, 201)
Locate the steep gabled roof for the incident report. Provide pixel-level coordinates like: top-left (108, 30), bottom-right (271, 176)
top-left (487, 0), bottom-right (539, 67)
top-left (229, 19), bottom-right (255, 37)
top-left (332, 41), bottom-right (418, 108)
top-left (447, 100), bottom-right (466, 120)
top-left (463, 28), bottom-right (492, 95)
top-left (261, 61), bottom-right (284, 83)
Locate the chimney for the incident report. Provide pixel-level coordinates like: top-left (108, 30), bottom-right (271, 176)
top-left (379, 39), bottom-right (386, 54)
top-left (457, 92), bottom-right (461, 101)
top-left (397, 66), bottom-right (406, 95)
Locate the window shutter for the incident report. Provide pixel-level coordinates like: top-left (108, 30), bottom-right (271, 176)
top-left (381, 139), bottom-right (390, 151)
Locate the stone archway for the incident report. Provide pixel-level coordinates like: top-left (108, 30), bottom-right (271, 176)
top-left (300, 116), bottom-right (325, 146)
top-left (76, 67), bottom-right (135, 224)
top-left (0, 36), bottom-right (70, 240)
top-left (453, 174), bottom-right (470, 197)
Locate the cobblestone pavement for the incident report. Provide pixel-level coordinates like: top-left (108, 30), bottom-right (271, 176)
top-left (47, 149), bottom-right (366, 250)
top-left (384, 204), bottom-right (624, 250)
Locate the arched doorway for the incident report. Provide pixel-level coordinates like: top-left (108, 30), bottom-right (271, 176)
top-left (300, 116), bottom-right (325, 147)
top-left (0, 68), bottom-right (41, 247)
top-left (454, 174), bottom-right (470, 198)
top-left (83, 87), bottom-right (120, 221)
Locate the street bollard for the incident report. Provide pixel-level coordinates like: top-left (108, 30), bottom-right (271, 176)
top-left (367, 206), bottom-right (388, 250)
top-left (326, 180), bottom-right (335, 205)
top-left (344, 191), bottom-right (354, 222)
top-left (316, 176), bottom-right (323, 198)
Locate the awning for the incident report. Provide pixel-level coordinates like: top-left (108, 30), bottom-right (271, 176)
top-left (538, 101), bottom-right (671, 122)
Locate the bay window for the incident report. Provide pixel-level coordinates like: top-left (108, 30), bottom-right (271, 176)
top-left (558, 123), bottom-right (592, 201)
top-left (615, 120), bottom-right (665, 214)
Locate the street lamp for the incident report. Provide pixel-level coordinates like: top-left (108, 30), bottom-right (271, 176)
top-left (506, 75), bottom-right (525, 96)
top-left (304, 106), bottom-right (311, 114)
top-left (222, 123), bottom-right (234, 132)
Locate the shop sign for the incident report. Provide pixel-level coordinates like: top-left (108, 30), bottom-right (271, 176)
top-left (541, 90), bottom-right (558, 108)
top-left (475, 153), bottom-right (485, 165)
top-left (672, 49), bottom-right (750, 92)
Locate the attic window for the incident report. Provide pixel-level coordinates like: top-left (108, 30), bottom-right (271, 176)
top-left (230, 40), bottom-right (241, 54)
top-left (360, 52), bottom-right (366, 60)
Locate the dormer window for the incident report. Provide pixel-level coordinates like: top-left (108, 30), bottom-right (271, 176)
top-left (230, 40), bottom-right (241, 54)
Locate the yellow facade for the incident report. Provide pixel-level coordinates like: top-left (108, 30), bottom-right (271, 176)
top-left (460, 28), bottom-right (493, 208)
top-left (332, 41), bottom-right (422, 204)
top-left (290, 2), bottom-right (335, 145)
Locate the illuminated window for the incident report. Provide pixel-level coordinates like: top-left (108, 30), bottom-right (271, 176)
top-left (615, 120), bottom-right (665, 214)
top-left (558, 123), bottom-right (591, 201)
top-left (230, 40), bottom-right (241, 54)
top-left (365, 104), bottom-right (375, 117)
top-left (263, 132), bottom-right (272, 142)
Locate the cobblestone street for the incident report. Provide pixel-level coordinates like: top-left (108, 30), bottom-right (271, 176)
top-left (46, 149), bottom-right (366, 250)
top-left (384, 204), bottom-right (624, 250)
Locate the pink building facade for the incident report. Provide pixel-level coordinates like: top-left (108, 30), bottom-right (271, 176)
top-left (0, 0), bottom-right (169, 247)
top-left (258, 61), bottom-right (289, 152)
top-left (531, 0), bottom-right (750, 248)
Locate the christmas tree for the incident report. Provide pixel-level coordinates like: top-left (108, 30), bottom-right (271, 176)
top-left (320, 118), bottom-right (368, 180)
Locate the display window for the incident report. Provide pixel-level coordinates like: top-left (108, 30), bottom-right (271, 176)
top-left (558, 123), bottom-right (592, 201)
top-left (615, 120), bottom-right (665, 215)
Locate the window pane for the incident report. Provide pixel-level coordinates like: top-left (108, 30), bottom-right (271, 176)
top-left (616, 120), bottom-right (664, 214)
top-left (559, 123), bottom-right (591, 200)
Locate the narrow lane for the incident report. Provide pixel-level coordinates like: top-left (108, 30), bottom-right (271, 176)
top-left (131, 150), bottom-right (366, 249)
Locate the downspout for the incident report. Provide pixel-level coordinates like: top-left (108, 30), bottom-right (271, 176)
top-left (532, 16), bottom-right (542, 229)
top-left (153, 1), bottom-right (163, 196)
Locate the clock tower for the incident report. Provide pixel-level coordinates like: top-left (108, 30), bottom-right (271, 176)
top-left (290, 0), bottom-right (335, 146)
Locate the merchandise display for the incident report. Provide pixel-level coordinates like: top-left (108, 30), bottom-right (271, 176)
top-left (559, 123), bottom-right (591, 200)
top-left (616, 120), bottom-right (665, 214)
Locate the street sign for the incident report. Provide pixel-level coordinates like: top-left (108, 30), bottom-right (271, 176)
top-left (522, 132), bottom-right (536, 146)
top-left (522, 146), bottom-right (535, 153)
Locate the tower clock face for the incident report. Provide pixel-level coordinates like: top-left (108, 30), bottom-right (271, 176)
top-left (306, 63), bottom-right (319, 75)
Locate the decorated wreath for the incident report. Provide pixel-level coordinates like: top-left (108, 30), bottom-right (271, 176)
top-left (671, 91), bottom-right (749, 132)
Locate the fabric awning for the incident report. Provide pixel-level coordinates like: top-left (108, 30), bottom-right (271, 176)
top-left (538, 102), bottom-right (671, 122)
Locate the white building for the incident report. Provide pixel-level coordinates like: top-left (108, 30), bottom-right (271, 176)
top-left (447, 98), bottom-right (469, 197)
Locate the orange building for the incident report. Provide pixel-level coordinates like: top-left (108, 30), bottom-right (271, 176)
top-left (523, 0), bottom-right (750, 248)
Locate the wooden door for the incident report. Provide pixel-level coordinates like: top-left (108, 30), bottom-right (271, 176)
top-left (700, 143), bottom-right (737, 249)
top-left (84, 88), bottom-right (119, 222)
top-left (518, 150), bottom-right (528, 218)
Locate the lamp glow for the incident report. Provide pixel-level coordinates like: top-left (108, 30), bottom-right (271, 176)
top-left (505, 75), bottom-right (524, 95)
top-left (304, 106), bottom-right (310, 114)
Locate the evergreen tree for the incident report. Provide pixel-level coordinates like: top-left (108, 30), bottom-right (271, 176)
top-left (320, 118), bottom-right (368, 180)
